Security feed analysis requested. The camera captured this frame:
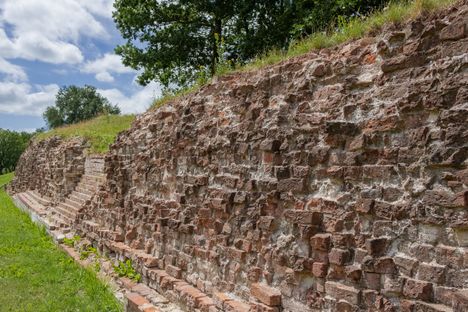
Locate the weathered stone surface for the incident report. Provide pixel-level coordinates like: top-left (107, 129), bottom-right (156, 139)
top-left (250, 283), bottom-right (282, 306)
top-left (9, 2), bottom-right (468, 312)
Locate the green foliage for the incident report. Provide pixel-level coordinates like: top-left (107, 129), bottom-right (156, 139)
top-left (151, 0), bottom-right (456, 108)
top-left (35, 115), bottom-right (135, 154)
top-left (43, 85), bottom-right (120, 129)
top-left (93, 260), bottom-right (101, 273)
top-left (0, 129), bottom-right (33, 174)
top-left (113, 259), bottom-right (141, 282)
top-left (0, 173), bottom-right (122, 311)
top-left (80, 246), bottom-right (98, 260)
top-left (114, 1), bottom-right (395, 91)
top-left (63, 235), bottom-right (81, 248)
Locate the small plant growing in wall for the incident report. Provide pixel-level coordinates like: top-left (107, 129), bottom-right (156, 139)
top-left (80, 246), bottom-right (98, 260)
top-left (92, 260), bottom-right (101, 272)
top-left (113, 259), bottom-right (141, 282)
top-left (63, 235), bottom-right (81, 248)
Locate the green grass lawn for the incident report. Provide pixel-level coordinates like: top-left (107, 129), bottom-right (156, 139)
top-left (0, 173), bottom-right (122, 312)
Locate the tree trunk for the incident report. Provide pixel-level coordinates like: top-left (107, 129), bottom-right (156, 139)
top-left (211, 18), bottom-right (222, 76)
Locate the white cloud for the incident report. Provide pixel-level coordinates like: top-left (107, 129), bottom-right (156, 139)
top-left (0, 82), bottom-right (59, 116)
top-left (96, 72), bottom-right (115, 83)
top-left (0, 0), bottom-right (110, 64)
top-left (98, 82), bottom-right (163, 114)
top-left (0, 0), bottom-right (161, 121)
top-left (0, 57), bottom-right (27, 81)
top-left (82, 53), bottom-right (135, 83)
top-left (80, 0), bottom-right (115, 19)
top-left (0, 80), bottom-right (161, 117)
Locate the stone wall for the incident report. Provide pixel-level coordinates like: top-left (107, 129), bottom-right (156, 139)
top-left (76, 3), bottom-right (468, 311)
top-left (9, 137), bottom-right (87, 204)
top-left (11, 2), bottom-right (468, 311)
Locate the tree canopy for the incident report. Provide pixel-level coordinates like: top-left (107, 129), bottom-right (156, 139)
top-left (43, 85), bottom-right (120, 129)
top-left (0, 130), bottom-right (33, 174)
top-left (113, 0), bottom-right (388, 90)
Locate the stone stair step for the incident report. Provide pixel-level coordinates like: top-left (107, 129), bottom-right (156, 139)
top-left (54, 204), bottom-right (77, 220)
top-left (26, 190), bottom-right (52, 207)
top-left (70, 192), bottom-right (91, 202)
top-left (60, 201), bottom-right (81, 212)
top-left (51, 212), bottom-right (72, 229)
top-left (75, 187), bottom-right (94, 196)
top-left (16, 192), bottom-right (46, 216)
top-left (65, 196), bottom-right (85, 207)
top-left (77, 181), bottom-right (99, 190)
top-left (82, 174), bottom-right (105, 182)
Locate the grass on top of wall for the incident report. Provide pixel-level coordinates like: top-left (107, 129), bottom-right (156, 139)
top-left (35, 114), bottom-right (136, 154)
top-left (0, 173), bottom-right (122, 312)
top-left (152, 0), bottom-right (458, 109)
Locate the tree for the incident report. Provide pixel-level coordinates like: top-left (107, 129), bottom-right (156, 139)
top-left (292, 0), bottom-right (388, 38)
top-left (43, 85), bottom-right (120, 129)
top-left (114, 0), bottom-right (235, 89)
top-left (0, 129), bottom-right (33, 174)
top-left (113, 0), bottom-right (390, 90)
top-left (113, 1), bottom-right (305, 90)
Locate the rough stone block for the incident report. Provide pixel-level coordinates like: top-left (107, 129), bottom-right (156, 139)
top-left (329, 248), bottom-right (350, 265)
top-left (250, 283), bottom-right (282, 306)
top-left (311, 233), bottom-right (331, 251)
top-left (366, 237), bottom-right (389, 257)
top-left (312, 262), bottom-right (329, 278)
top-left (325, 281), bottom-right (361, 305)
top-left (417, 262), bottom-right (446, 284)
top-left (403, 278), bottom-right (434, 301)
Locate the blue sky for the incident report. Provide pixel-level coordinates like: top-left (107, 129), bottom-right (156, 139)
top-left (0, 0), bottom-right (161, 132)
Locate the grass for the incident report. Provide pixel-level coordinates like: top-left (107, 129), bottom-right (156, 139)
top-left (151, 0), bottom-right (457, 108)
top-left (35, 115), bottom-right (135, 154)
top-left (0, 172), bottom-right (14, 188)
top-left (250, 0), bottom-right (456, 66)
top-left (0, 173), bottom-right (123, 312)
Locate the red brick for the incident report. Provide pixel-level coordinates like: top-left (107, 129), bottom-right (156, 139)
top-left (440, 22), bottom-right (466, 41)
top-left (329, 248), bottom-right (350, 265)
top-left (394, 255), bottom-right (418, 276)
top-left (284, 210), bottom-right (321, 225)
top-left (417, 262), bottom-right (446, 284)
top-left (126, 293), bottom-right (149, 312)
top-left (249, 301), bottom-right (280, 312)
top-left (225, 300), bottom-right (251, 312)
top-left (226, 247), bottom-right (246, 262)
top-left (311, 233), bottom-right (331, 251)
top-left (165, 264), bottom-right (182, 279)
top-left (454, 289), bottom-right (468, 312)
top-left (251, 283), bottom-right (282, 306)
top-left (403, 278), bottom-right (433, 301)
top-left (325, 281), bottom-right (361, 305)
top-left (312, 262), bottom-right (328, 278)
top-left (374, 257), bottom-right (396, 274)
top-left (213, 291), bottom-right (233, 309)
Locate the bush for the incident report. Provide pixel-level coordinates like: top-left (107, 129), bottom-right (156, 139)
top-left (43, 85), bottom-right (120, 129)
top-left (0, 129), bottom-right (33, 174)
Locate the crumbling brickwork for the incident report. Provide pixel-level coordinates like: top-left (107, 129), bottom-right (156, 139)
top-left (10, 2), bottom-right (468, 311)
top-left (9, 137), bottom-right (87, 204)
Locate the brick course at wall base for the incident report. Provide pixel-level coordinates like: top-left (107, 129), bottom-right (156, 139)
top-left (9, 2), bottom-right (468, 311)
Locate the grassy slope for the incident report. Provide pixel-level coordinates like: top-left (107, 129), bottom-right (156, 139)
top-left (0, 172), bottom-right (14, 187)
top-left (35, 115), bottom-right (135, 154)
top-left (153, 0), bottom-right (457, 108)
top-left (0, 173), bottom-right (122, 312)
